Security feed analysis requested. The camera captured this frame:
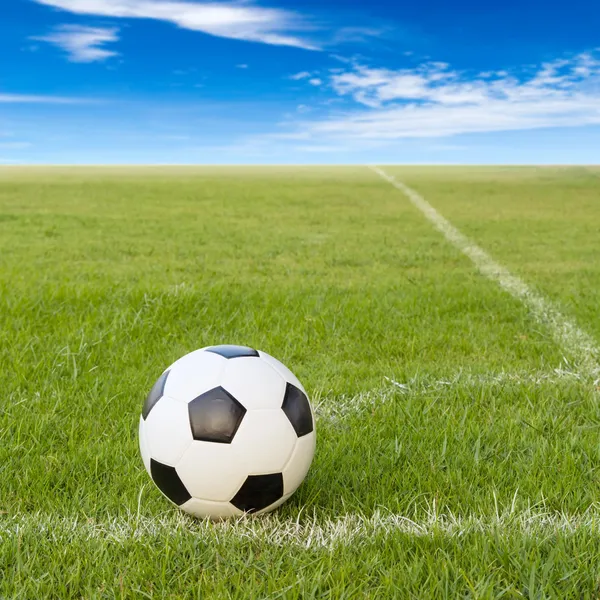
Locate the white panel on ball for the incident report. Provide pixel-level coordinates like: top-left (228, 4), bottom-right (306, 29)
top-left (145, 396), bottom-right (194, 466)
top-left (164, 350), bottom-right (227, 403)
top-left (181, 498), bottom-right (243, 520)
top-left (221, 357), bottom-right (286, 410)
top-left (232, 409), bottom-right (297, 473)
top-left (176, 441), bottom-right (247, 502)
top-left (282, 431), bottom-right (316, 495)
top-left (258, 351), bottom-right (307, 394)
top-left (138, 417), bottom-right (151, 476)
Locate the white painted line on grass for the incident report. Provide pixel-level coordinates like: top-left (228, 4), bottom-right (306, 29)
top-left (1, 508), bottom-right (598, 548)
top-left (314, 365), bottom-right (595, 422)
top-left (4, 365), bottom-right (594, 548)
top-left (369, 166), bottom-right (600, 380)
top-left (3, 367), bottom-right (594, 548)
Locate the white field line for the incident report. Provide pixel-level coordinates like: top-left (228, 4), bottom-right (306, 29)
top-left (1, 367), bottom-right (596, 547)
top-left (1, 508), bottom-right (599, 548)
top-left (369, 166), bottom-right (600, 381)
top-left (5, 178), bottom-right (600, 550)
top-left (314, 363), bottom-right (596, 422)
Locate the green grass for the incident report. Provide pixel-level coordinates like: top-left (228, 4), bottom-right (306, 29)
top-left (1, 166), bottom-right (599, 598)
top-left (389, 166), bottom-right (600, 340)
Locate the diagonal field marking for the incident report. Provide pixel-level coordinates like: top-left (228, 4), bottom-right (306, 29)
top-left (369, 166), bottom-right (600, 380)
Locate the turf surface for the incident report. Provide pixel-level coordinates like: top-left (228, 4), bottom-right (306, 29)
top-left (1, 166), bottom-right (599, 598)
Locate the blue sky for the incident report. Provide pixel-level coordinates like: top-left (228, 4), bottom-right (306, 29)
top-left (2, 0), bottom-right (600, 164)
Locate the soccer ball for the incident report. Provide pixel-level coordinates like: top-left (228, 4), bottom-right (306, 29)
top-left (138, 345), bottom-right (316, 519)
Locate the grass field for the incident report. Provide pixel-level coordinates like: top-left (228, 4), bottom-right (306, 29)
top-left (1, 165), bottom-right (599, 598)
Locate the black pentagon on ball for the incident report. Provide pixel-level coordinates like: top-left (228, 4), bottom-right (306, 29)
top-left (230, 473), bottom-right (284, 513)
top-left (142, 370), bottom-right (170, 420)
top-left (150, 459), bottom-right (191, 506)
top-left (282, 382), bottom-right (313, 437)
top-left (188, 387), bottom-right (246, 444)
top-left (205, 345), bottom-right (259, 359)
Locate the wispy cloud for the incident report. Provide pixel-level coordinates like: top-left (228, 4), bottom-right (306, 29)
top-left (284, 51), bottom-right (600, 140)
top-left (290, 71), bottom-right (313, 80)
top-left (32, 25), bottom-right (119, 62)
top-left (331, 26), bottom-right (385, 45)
top-left (0, 93), bottom-right (90, 103)
top-left (33, 0), bottom-right (319, 50)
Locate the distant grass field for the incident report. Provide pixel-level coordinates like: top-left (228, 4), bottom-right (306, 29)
top-left (1, 166), bottom-right (599, 598)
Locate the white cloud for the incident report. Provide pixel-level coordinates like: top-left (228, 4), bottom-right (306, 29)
top-left (32, 25), bottom-right (119, 62)
top-left (290, 71), bottom-right (313, 80)
top-left (289, 72), bottom-right (323, 86)
top-left (331, 26), bottom-right (383, 45)
top-left (282, 51), bottom-right (600, 140)
top-left (33, 0), bottom-right (319, 50)
top-left (0, 93), bottom-right (88, 103)
top-left (236, 64), bottom-right (248, 69)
